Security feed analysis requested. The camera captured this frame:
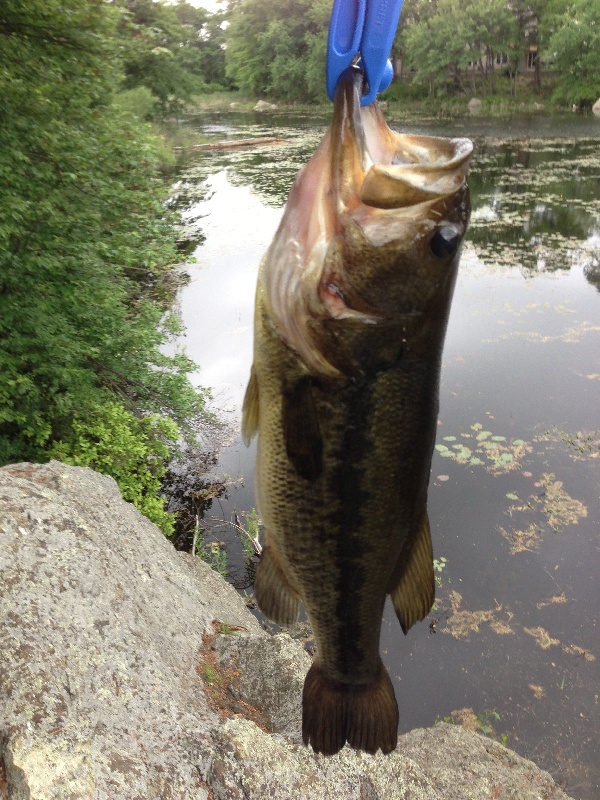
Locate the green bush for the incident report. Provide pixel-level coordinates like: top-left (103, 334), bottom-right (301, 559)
top-left (49, 400), bottom-right (177, 535)
top-left (113, 87), bottom-right (158, 120)
top-left (0, 0), bottom-right (210, 535)
top-left (380, 79), bottom-right (428, 103)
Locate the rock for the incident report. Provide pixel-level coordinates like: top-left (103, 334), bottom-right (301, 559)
top-left (468, 97), bottom-right (483, 114)
top-left (215, 632), bottom-right (310, 739)
top-left (0, 461), bottom-right (261, 799)
top-left (593, 97), bottom-right (600, 116)
top-left (0, 461), bottom-right (575, 799)
top-left (253, 100), bottom-right (278, 112)
top-left (210, 720), bottom-right (571, 800)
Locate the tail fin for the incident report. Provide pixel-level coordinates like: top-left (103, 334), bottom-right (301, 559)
top-left (302, 659), bottom-right (398, 756)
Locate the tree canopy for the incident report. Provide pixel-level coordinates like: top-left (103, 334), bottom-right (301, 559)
top-left (225, 0), bottom-right (330, 100)
top-left (541, 0), bottom-right (600, 105)
top-left (0, 0), bottom-right (210, 532)
top-left (117, 0), bottom-right (231, 115)
top-left (222, 0), bottom-right (599, 105)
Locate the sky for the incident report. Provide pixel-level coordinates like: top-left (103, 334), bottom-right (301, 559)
top-left (181, 0), bottom-right (223, 12)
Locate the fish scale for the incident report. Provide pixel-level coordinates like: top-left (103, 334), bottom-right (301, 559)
top-left (243, 67), bottom-right (472, 756)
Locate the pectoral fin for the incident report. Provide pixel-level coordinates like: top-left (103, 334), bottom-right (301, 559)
top-left (388, 512), bottom-right (435, 634)
top-left (282, 376), bottom-right (322, 481)
top-left (242, 366), bottom-right (259, 446)
top-left (254, 539), bottom-right (300, 627)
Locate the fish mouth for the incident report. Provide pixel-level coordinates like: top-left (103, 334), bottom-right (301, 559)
top-left (331, 67), bottom-right (473, 211)
top-left (260, 68), bottom-right (472, 378)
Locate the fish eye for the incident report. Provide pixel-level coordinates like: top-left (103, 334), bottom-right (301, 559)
top-left (430, 226), bottom-right (462, 259)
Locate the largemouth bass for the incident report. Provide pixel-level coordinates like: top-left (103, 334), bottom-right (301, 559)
top-left (242, 67), bottom-right (472, 757)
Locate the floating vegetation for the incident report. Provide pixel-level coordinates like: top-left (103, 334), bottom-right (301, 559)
top-left (439, 591), bottom-right (514, 640)
top-left (536, 593), bottom-right (567, 610)
top-left (443, 707), bottom-right (509, 747)
top-left (444, 708), bottom-right (508, 748)
top-left (500, 473), bottom-right (587, 554)
top-left (524, 625), bottom-right (560, 649)
top-left (494, 322), bottom-right (600, 345)
top-left (535, 428), bottom-right (600, 461)
top-left (489, 619), bottom-right (515, 636)
top-left (530, 474), bottom-right (588, 530)
top-left (524, 627), bottom-right (596, 662)
top-left (433, 556), bottom-right (448, 588)
top-left (498, 523), bottom-right (542, 555)
top-left (468, 135), bottom-right (600, 286)
top-left (435, 423), bottom-right (532, 474)
top-left (438, 598), bottom-right (596, 663)
top-left (563, 644), bottom-right (596, 661)
top-left (529, 684), bottom-right (545, 699)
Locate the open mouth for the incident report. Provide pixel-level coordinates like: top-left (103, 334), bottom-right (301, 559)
top-left (332, 68), bottom-right (473, 210)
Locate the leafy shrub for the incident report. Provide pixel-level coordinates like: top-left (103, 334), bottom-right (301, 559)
top-left (113, 87), bottom-right (158, 120)
top-left (49, 400), bottom-right (177, 535)
top-left (0, 0), bottom-right (209, 535)
top-left (380, 79), bottom-right (428, 103)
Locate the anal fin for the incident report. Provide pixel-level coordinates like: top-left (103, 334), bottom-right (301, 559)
top-left (302, 658), bottom-right (398, 756)
top-left (388, 512), bottom-right (435, 634)
top-left (254, 540), bottom-right (300, 627)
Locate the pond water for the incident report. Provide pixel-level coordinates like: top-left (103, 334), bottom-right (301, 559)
top-left (169, 109), bottom-right (600, 799)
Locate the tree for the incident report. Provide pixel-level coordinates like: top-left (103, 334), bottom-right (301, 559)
top-left (401, 0), bottom-right (472, 95)
top-left (304, 0), bottom-right (333, 101)
top-left (398, 0), bottom-right (548, 98)
top-left (225, 0), bottom-right (272, 94)
top-left (0, 0), bottom-right (208, 531)
top-left (542, 0), bottom-right (600, 106)
top-left (225, 0), bottom-right (329, 101)
top-left (115, 0), bottom-right (230, 116)
top-left (173, 2), bottom-right (230, 88)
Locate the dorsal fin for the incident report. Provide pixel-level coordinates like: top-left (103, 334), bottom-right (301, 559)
top-left (241, 366), bottom-right (259, 446)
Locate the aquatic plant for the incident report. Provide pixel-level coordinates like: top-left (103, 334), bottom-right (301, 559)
top-left (433, 556), bottom-right (448, 588)
top-left (435, 424), bottom-right (532, 474)
top-left (192, 518), bottom-right (229, 578)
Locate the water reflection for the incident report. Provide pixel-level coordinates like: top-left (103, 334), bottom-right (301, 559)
top-left (171, 113), bottom-right (600, 798)
top-left (468, 136), bottom-right (600, 279)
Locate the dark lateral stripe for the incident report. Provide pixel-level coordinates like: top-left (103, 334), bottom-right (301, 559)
top-left (328, 376), bottom-right (375, 674)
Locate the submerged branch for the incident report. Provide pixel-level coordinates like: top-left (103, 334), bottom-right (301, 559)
top-left (208, 514), bottom-right (262, 557)
top-left (176, 137), bottom-right (285, 152)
